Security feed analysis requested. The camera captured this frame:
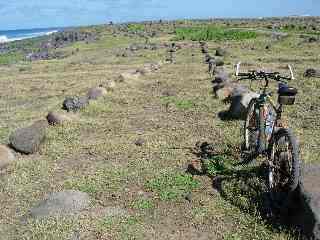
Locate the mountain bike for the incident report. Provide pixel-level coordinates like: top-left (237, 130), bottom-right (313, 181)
top-left (235, 62), bottom-right (300, 208)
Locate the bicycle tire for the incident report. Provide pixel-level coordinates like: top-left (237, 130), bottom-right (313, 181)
top-left (244, 98), bottom-right (259, 153)
top-left (267, 128), bottom-right (300, 207)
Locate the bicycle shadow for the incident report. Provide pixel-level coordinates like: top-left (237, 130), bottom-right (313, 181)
top-left (187, 142), bottom-right (301, 235)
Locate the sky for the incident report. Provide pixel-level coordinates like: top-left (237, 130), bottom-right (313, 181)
top-left (0, 0), bottom-right (319, 30)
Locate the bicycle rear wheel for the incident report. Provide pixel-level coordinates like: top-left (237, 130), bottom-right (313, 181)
top-left (267, 128), bottom-right (300, 208)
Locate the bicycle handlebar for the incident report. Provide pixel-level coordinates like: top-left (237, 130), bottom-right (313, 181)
top-left (235, 62), bottom-right (294, 82)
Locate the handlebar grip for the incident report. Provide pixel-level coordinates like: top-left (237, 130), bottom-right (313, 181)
top-left (238, 73), bottom-right (250, 77)
top-left (288, 65), bottom-right (295, 80)
top-left (235, 62), bottom-right (241, 76)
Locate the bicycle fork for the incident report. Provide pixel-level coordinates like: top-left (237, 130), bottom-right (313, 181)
top-left (257, 103), bottom-right (268, 154)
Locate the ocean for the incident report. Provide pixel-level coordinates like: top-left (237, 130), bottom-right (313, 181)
top-left (0, 27), bottom-right (61, 43)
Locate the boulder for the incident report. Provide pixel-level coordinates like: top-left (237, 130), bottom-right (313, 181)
top-left (29, 190), bottom-right (90, 219)
top-left (304, 68), bottom-right (320, 78)
top-left (9, 120), bottom-right (48, 154)
top-left (213, 72), bottom-right (229, 84)
top-left (134, 138), bottom-right (145, 146)
top-left (25, 51), bottom-right (65, 61)
top-left (0, 145), bottom-right (15, 169)
top-left (87, 87), bottom-right (107, 100)
top-left (129, 43), bottom-right (144, 52)
top-left (230, 84), bottom-right (249, 98)
top-left (215, 47), bottom-right (227, 57)
top-left (104, 80), bottom-right (116, 91)
top-left (146, 62), bottom-right (161, 72)
top-left (212, 66), bottom-right (226, 76)
top-left (271, 32), bottom-right (288, 41)
top-left (116, 51), bottom-right (132, 58)
top-left (62, 96), bottom-right (89, 112)
top-left (199, 41), bottom-right (207, 47)
top-left (308, 36), bottom-right (318, 43)
top-left (204, 54), bottom-right (213, 63)
top-left (162, 89), bottom-right (177, 97)
top-left (46, 112), bottom-right (72, 126)
top-left (215, 58), bottom-right (224, 67)
top-left (227, 91), bottom-right (259, 119)
top-left (214, 82), bottom-right (245, 100)
top-left (214, 84), bottom-right (234, 100)
top-left (118, 71), bottom-right (141, 82)
top-left (136, 67), bottom-right (151, 76)
top-left (201, 47), bottom-right (209, 54)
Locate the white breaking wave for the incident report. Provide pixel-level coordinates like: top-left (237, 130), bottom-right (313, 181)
top-left (0, 35), bottom-right (9, 43)
top-left (0, 35), bottom-right (30, 43)
top-left (45, 30), bottom-right (58, 35)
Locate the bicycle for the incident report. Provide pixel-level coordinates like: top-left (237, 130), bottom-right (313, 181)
top-left (235, 62), bottom-right (300, 208)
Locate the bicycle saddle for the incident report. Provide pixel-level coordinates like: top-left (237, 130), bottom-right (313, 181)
top-left (278, 84), bottom-right (298, 96)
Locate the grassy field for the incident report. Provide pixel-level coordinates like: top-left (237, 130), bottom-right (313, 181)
top-left (174, 27), bottom-right (257, 41)
top-left (0, 19), bottom-right (319, 239)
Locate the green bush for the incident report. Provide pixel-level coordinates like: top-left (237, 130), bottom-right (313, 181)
top-left (203, 155), bottom-right (229, 176)
top-left (173, 27), bottom-right (257, 41)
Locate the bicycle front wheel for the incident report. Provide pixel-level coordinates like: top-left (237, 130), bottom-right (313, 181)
top-left (244, 98), bottom-right (259, 153)
top-left (268, 128), bottom-right (300, 207)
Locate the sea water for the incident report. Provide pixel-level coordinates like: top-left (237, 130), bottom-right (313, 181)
top-left (0, 27), bottom-right (61, 43)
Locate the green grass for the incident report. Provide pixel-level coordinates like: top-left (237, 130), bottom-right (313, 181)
top-left (132, 199), bottom-right (154, 211)
top-left (0, 52), bottom-right (24, 65)
top-left (80, 100), bottom-right (112, 116)
top-left (97, 215), bottom-right (144, 240)
top-left (174, 26), bottom-right (257, 41)
top-left (16, 217), bottom-right (77, 240)
top-left (64, 168), bottom-right (128, 196)
top-left (146, 172), bottom-right (200, 201)
top-left (42, 123), bottom-right (84, 161)
top-left (127, 24), bottom-right (145, 33)
top-left (160, 96), bottom-right (195, 110)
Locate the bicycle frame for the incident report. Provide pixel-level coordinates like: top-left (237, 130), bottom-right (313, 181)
top-left (253, 80), bottom-right (283, 154)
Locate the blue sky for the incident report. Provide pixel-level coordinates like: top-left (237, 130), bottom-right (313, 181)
top-left (0, 0), bottom-right (319, 30)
